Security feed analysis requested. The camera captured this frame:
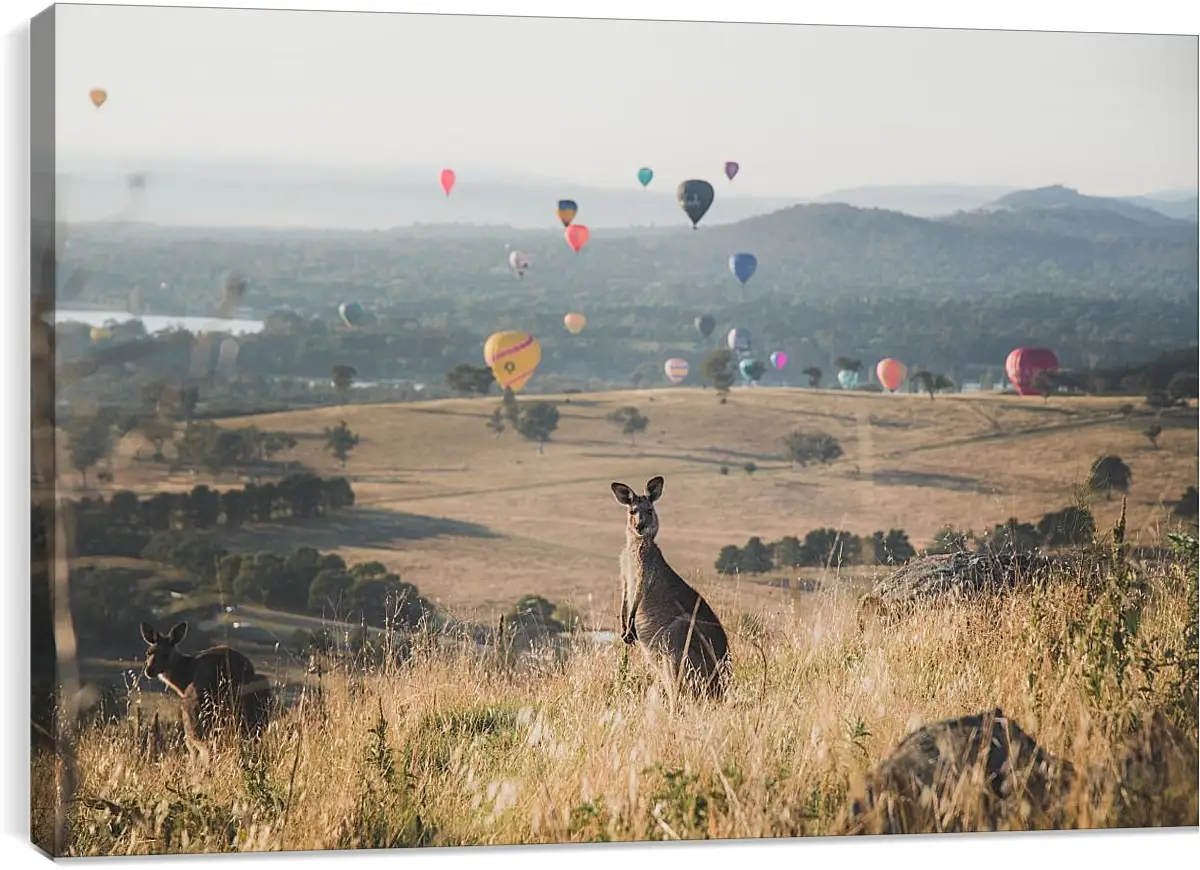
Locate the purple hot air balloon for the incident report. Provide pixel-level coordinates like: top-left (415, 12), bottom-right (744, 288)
top-left (724, 161), bottom-right (740, 182)
top-left (770, 350), bottom-right (788, 370)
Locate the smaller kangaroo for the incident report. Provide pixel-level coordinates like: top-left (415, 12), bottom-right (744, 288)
top-left (611, 476), bottom-right (731, 700)
top-left (139, 621), bottom-right (271, 755)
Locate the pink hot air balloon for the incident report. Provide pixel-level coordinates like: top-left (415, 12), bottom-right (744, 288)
top-left (664, 358), bottom-right (689, 385)
top-left (565, 223), bottom-right (590, 254)
top-left (770, 350), bottom-right (788, 370)
top-left (724, 161), bottom-right (739, 181)
top-left (1005, 347), bottom-right (1059, 396)
top-left (439, 168), bottom-right (456, 197)
top-left (876, 358), bottom-right (907, 392)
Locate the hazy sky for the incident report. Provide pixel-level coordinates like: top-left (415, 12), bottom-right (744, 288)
top-left (55, 4), bottom-right (1198, 197)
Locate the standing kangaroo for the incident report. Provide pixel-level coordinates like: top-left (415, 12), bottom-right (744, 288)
top-left (139, 621), bottom-right (271, 755)
top-left (611, 476), bottom-right (731, 700)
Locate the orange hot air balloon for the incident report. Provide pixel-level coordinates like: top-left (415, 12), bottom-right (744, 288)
top-left (89, 88), bottom-right (108, 108)
top-left (439, 169), bottom-right (456, 197)
top-left (565, 224), bottom-right (590, 254)
top-left (876, 358), bottom-right (907, 392)
top-left (564, 312), bottom-right (586, 334)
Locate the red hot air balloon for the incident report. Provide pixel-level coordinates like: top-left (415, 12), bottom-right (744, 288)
top-left (565, 224), bottom-right (590, 253)
top-left (876, 358), bottom-right (907, 392)
top-left (439, 169), bottom-right (456, 197)
top-left (1005, 347), bottom-right (1059, 396)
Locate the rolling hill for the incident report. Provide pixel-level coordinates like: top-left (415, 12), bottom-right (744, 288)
top-left (93, 388), bottom-right (1199, 616)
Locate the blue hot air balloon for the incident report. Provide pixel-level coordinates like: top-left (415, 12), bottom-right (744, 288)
top-left (837, 369), bottom-right (860, 390)
top-left (637, 167), bottom-right (653, 187)
top-left (729, 253), bottom-right (758, 286)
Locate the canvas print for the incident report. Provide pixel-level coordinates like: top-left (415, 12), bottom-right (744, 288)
top-left (28, 3), bottom-right (1199, 857)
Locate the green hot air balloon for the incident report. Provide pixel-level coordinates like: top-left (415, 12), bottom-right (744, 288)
top-left (637, 167), bottom-right (653, 187)
top-left (676, 179), bottom-right (715, 230)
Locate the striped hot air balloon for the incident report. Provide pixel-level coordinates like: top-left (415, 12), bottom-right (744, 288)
top-left (664, 358), bottom-right (689, 385)
top-left (484, 330), bottom-right (542, 393)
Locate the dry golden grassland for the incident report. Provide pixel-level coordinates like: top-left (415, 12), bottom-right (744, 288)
top-left (42, 550), bottom-right (1197, 853)
top-left (88, 387), bottom-right (1196, 616)
top-left (36, 389), bottom-right (1198, 853)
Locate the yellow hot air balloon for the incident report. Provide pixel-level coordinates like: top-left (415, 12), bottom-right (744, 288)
top-left (564, 312), bottom-right (586, 335)
top-left (484, 330), bottom-right (542, 393)
top-left (89, 326), bottom-right (112, 342)
top-left (89, 88), bottom-right (108, 108)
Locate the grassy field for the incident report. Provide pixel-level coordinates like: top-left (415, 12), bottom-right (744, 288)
top-left (37, 387), bottom-right (1199, 853)
top-left (39, 548), bottom-right (1198, 853)
top-left (92, 386), bottom-right (1197, 620)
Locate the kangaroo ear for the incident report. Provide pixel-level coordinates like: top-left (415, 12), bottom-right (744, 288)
top-left (611, 482), bottom-right (636, 506)
top-left (139, 622), bottom-right (157, 645)
top-left (645, 476), bottom-right (664, 502)
top-left (166, 621), bottom-right (188, 645)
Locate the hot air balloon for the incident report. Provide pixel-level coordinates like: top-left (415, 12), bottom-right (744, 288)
top-left (694, 314), bottom-right (716, 338)
top-left (216, 337), bottom-right (241, 378)
top-left (837, 369), bottom-right (860, 390)
top-left (637, 167), bottom-right (654, 187)
top-left (89, 88), bottom-right (107, 108)
top-left (739, 358), bottom-right (761, 381)
top-left (339, 302), bottom-right (366, 329)
top-left (564, 312), bottom-right (587, 335)
top-left (724, 161), bottom-right (739, 181)
top-left (770, 351), bottom-right (788, 370)
top-left (1005, 347), bottom-right (1059, 396)
top-left (509, 250), bottom-right (531, 278)
top-left (729, 253), bottom-right (758, 285)
top-left (89, 326), bottom-right (112, 342)
top-left (556, 199), bottom-right (578, 227)
top-left (727, 327), bottom-right (752, 353)
top-left (677, 179), bottom-right (715, 229)
top-left (565, 224), bottom-right (590, 254)
top-left (876, 358), bottom-right (907, 392)
top-left (484, 330), bottom-right (542, 393)
top-left (439, 169), bottom-right (456, 197)
top-left (664, 358), bottom-right (689, 384)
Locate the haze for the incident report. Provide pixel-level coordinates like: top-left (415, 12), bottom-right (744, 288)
top-left (54, 5), bottom-right (1198, 199)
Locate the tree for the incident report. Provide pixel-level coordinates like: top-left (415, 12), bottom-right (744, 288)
top-left (928, 526), bottom-right (972, 554)
top-left (801, 366), bottom-right (822, 389)
top-left (1037, 506), bottom-right (1096, 547)
top-left (981, 518), bottom-right (1041, 554)
top-left (782, 430), bottom-right (843, 468)
top-left (1167, 371), bottom-right (1199, 403)
top-left (1143, 424), bottom-right (1163, 449)
top-left (445, 363), bottom-right (495, 397)
top-left (739, 537), bottom-right (774, 573)
top-left (330, 364), bottom-right (358, 404)
top-left (507, 594), bottom-right (564, 635)
top-left (324, 420), bottom-right (360, 467)
top-left (911, 370), bottom-right (955, 400)
top-left (1088, 455), bottom-right (1132, 501)
top-left (1032, 370), bottom-right (1057, 401)
top-left (771, 536), bottom-right (805, 570)
top-left (1172, 486), bottom-right (1198, 519)
top-left (715, 545), bottom-right (742, 575)
top-left (516, 401), bottom-right (560, 446)
top-left (871, 529), bottom-right (916, 565)
top-left (802, 528), bottom-right (861, 567)
top-left (65, 414), bottom-right (114, 487)
top-left (1145, 389), bottom-right (1179, 416)
top-left (500, 387), bottom-right (521, 429)
top-left (833, 356), bottom-right (863, 376)
top-left (701, 348), bottom-right (736, 398)
top-left (607, 406), bottom-right (649, 446)
top-left (486, 407), bottom-right (505, 438)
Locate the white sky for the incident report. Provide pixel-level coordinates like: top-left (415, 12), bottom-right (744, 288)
top-left (54, 4), bottom-right (1200, 197)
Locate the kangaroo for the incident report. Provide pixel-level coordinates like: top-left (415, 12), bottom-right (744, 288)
top-left (611, 476), bottom-right (731, 700)
top-left (139, 621), bottom-right (271, 755)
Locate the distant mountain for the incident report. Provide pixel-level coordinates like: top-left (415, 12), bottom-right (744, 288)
top-left (583, 201), bottom-right (1198, 296)
top-left (982, 184), bottom-right (1190, 228)
top-left (943, 204), bottom-right (1197, 243)
top-left (1116, 194), bottom-right (1198, 223)
top-left (810, 184), bottom-right (1020, 217)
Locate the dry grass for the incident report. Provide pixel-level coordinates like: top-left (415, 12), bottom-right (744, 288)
top-left (70, 388), bottom-right (1198, 614)
top-left (43, 546), bottom-right (1198, 853)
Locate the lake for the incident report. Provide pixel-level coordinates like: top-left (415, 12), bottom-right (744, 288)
top-left (53, 308), bottom-right (265, 336)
